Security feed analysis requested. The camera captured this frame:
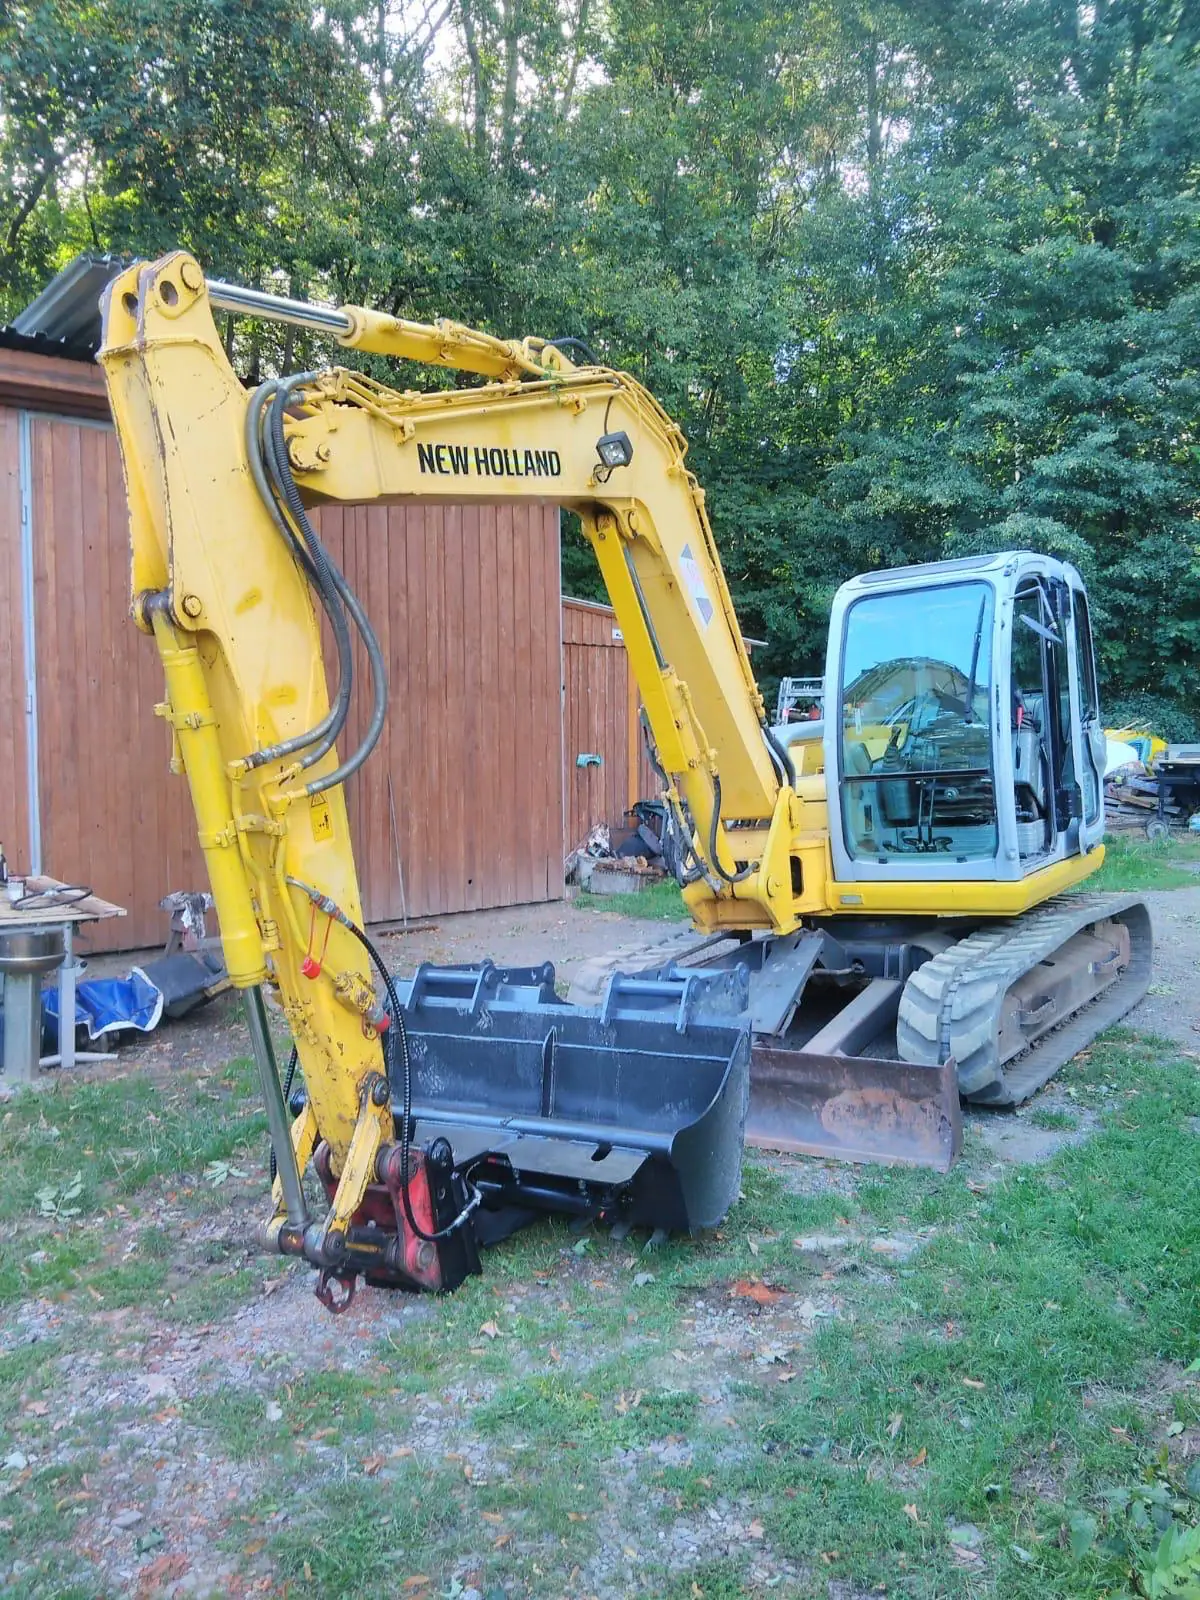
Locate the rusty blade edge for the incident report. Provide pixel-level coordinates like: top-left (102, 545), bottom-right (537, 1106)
top-left (745, 1047), bottom-right (963, 1173)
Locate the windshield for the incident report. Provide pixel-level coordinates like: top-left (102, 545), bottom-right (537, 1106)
top-left (839, 581), bottom-right (997, 861)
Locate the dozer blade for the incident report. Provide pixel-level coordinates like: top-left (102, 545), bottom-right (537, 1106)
top-left (747, 1044), bottom-right (962, 1172)
top-left (391, 959), bottom-right (750, 1241)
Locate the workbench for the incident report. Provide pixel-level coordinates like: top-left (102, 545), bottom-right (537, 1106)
top-left (0, 879), bottom-right (126, 1086)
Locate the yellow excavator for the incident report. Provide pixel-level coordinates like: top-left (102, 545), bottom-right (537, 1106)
top-left (97, 252), bottom-right (1151, 1308)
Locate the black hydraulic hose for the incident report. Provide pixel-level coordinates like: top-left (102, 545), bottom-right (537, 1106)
top-left (239, 380), bottom-right (353, 771)
top-left (545, 335), bottom-right (602, 367)
top-left (285, 876), bottom-right (479, 1243)
top-left (345, 921), bottom-right (480, 1244)
top-left (259, 410), bottom-right (358, 772)
top-left (263, 381), bottom-right (358, 776)
top-left (266, 378), bottom-right (388, 796)
top-left (763, 723), bottom-right (797, 790)
top-left (707, 772), bottom-right (755, 884)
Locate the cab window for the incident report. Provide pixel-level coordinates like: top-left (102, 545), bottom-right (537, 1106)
top-left (839, 582), bottom-right (997, 862)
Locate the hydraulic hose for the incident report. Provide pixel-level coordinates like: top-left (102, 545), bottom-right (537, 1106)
top-left (763, 722), bottom-right (797, 790)
top-left (241, 381), bottom-right (346, 770)
top-left (707, 772), bottom-right (755, 885)
top-left (259, 401), bottom-right (380, 774)
top-left (266, 377), bottom-right (388, 797)
top-left (285, 878), bottom-right (480, 1243)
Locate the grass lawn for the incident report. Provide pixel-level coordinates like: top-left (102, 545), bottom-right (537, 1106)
top-left (2, 1024), bottom-right (1199, 1597)
top-left (1087, 833), bottom-right (1200, 893)
top-left (574, 878), bottom-right (689, 919)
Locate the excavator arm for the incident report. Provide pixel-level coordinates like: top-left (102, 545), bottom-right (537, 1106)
top-left (98, 251), bottom-right (769, 1300)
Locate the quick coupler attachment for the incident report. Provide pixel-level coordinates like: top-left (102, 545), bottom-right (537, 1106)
top-left (272, 1138), bottom-right (483, 1303)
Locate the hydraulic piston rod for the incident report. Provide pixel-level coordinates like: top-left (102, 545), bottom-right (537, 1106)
top-left (244, 986), bottom-right (310, 1231)
top-left (206, 279), bottom-right (354, 338)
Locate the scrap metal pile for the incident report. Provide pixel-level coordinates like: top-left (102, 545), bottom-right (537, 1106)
top-left (1104, 731), bottom-right (1200, 838)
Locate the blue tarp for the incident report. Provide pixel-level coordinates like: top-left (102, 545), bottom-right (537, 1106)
top-left (42, 969), bottom-right (164, 1047)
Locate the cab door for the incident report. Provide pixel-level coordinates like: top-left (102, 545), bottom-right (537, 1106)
top-left (1065, 581), bottom-right (1104, 851)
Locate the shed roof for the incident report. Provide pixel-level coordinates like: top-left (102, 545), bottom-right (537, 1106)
top-left (11, 252), bottom-right (131, 351)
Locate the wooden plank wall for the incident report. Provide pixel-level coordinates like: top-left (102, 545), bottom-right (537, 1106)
top-left (0, 403), bottom-right (565, 950)
top-left (0, 410), bottom-right (30, 876)
top-left (26, 415), bottom-right (207, 954)
top-left (562, 598), bottom-right (659, 853)
top-left (316, 502), bottom-right (564, 920)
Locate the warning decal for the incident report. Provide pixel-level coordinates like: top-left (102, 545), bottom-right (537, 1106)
top-left (310, 793), bottom-right (333, 842)
top-left (679, 543), bottom-right (715, 628)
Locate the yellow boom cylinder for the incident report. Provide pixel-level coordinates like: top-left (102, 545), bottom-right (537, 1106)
top-left (149, 609), bottom-right (267, 988)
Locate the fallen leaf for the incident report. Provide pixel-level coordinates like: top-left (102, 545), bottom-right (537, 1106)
top-left (303, 1562), bottom-right (313, 1582)
top-left (888, 1412), bottom-right (904, 1439)
top-left (777, 1371), bottom-right (797, 1383)
top-left (962, 1378), bottom-right (986, 1391)
top-left (401, 1579), bottom-right (431, 1594)
top-left (623, 1545), bottom-right (637, 1558)
top-left (819, 1550), bottom-right (841, 1564)
top-left (731, 1279), bottom-right (784, 1307)
top-left (1110, 1426), bottom-right (1132, 1443)
top-left (243, 1539), bottom-right (267, 1556)
top-left (312, 1427), bottom-right (337, 1440)
top-left (748, 1238), bottom-right (760, 1257)
top-left (903, 1504), bottom-right (921, 1523)
top-left (391, 1446), bottom-right (414, 1459)
top-left (134, 1555), bottom-right (189, 1598)
top-left (549, 1345), bottom-right (561, 1362)
top-left (482, 1512), bottom-right (503, 1525)
top-left (24, 1401), bottom-right (48, 1417)
top-left (478, 1321), bottom-right (501, 1340)
top-left (362, 1456), bottom-right (384, 1477)
top-left (747, 1518), bottom-right (765, 1540)
top-left (493, 1533), bottom-right (512, 1549)
top-left (908, 1447), bottom-right (927, 1468)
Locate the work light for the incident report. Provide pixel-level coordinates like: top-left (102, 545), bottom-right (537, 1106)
top-left (596, 431), bottom-right (633, 470)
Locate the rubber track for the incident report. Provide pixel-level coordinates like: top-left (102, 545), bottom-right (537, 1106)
top-left (896, 892), bottom-right (1154, 1105)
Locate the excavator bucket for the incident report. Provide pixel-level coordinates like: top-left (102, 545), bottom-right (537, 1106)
top-left (391, 960), bottom-right (751, 1242)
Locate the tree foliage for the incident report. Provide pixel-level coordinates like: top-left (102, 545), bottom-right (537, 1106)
top-left (2, 0), bottom-right (1197, 729)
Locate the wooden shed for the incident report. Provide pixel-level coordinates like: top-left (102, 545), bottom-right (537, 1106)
top-left (0, 335), bottom-right (657, 952)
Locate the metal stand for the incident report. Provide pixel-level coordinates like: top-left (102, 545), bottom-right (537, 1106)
top-left (2, 970), bottom-right (43, 1086)
top-left (39, 926), bottom-right (118, 1070)
top-left (0, 925), bottom-right (66, 1086)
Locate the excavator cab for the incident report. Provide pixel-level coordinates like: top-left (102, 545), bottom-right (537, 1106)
top-left (824, 552), bottom-right (1106, 881)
